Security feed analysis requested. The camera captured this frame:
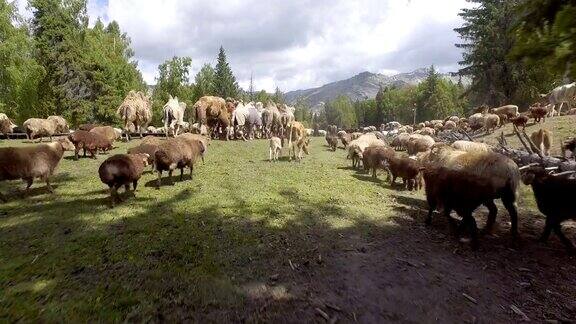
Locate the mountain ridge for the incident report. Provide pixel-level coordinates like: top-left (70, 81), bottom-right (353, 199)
top-left (284, 68), bottom-right (464, 109)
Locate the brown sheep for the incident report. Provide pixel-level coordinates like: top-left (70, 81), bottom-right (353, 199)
top-left (155, 137), bottom-right (205, 188)
top-left (141, 136), bottom-right (164, 146)
top-left (99, 153), bottom-right (149, 207)
top-left (90, 126), bottom-right (120, 143)
top-left (127, 144), bottom-right (159, 171)
top-left (384, 154), bottom-right (422, 191)
top-left (510, 114), bottom-right (529, 130)
top-left (530, 129), bottom-right (553, 156)
top-left (23, 118), bottom-right (58, 142)
top-left (362, 145), bottom-right (395, 179)
top-left (68, 130), bottom-right (113, 160)
top-left (423, 166), bottom-right (500, 249)
top-left (0, 137), bottom-right (75, 201)
top-left (177, 133), bottom-right (209, 162)
top-left (78, 124), bottom-right (101, 131)
top-left (529, 104), bottom-right (548, 123)
top-left (422, 145), bottom-right (520, 237)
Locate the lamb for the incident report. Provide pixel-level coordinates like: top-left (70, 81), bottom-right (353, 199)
top-left (68, 130), bottom-right (113, 160)
top-left (422, 144), bottom-right (520, 236)
top-left (98, 153), bottom-right (149, 207)
top-left (530, 129), bottom-right (553, 156)
top-left (155, 136), bottom-right (205, 188)
top-left (406, 134), bottom-right (435, 155)
top-left (451, 140), bottom-right (491, 153)
top-left (347, 133), bottom-right (386, 168)
top-left (269, 136), bottom-right (282, 162)
top-left (383, 153), bottom-right (422, 191)
top-left (423, 166), bottom-right (501, 249)
top-left (362, 145), bottom-right (395, 179)
top-left (90, 126), bottom-right (120, 143)
top-left (0, 137), bottom-right (75, 201)
top-left (521, 166), bottom-right (576, 250)
top-left (23, 118), bottom-right (58, 142)
top-left (47, 116), bottom-right (69, 133)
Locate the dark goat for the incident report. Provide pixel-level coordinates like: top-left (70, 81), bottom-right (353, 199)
top-left (521, 166), bottom-right (576, 250)
top-left (423, 167), bottom-right (500, 249)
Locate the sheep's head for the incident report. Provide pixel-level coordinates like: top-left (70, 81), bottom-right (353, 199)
top-left (140, 153), bottom-right (150, 167)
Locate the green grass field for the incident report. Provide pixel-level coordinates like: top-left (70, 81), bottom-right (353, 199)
top-left (1, 122), bottom-right (575, 322)
top-left (0, 137), bottom-right (406, 321)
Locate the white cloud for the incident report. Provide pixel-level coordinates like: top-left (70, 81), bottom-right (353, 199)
top-left (17, 0), bottom-right (472, 92)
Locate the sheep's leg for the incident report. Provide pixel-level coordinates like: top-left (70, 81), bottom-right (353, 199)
top-left (74, 148), bottom-right (80, 161)
top-left (179, 168), bottom-right (184, 181)
top-left (44, 176), bottom-right (53, 193)
top-left (24, 178), bottom-right (34, 191)
top-left (124, 184), bottom-right (130, 192)
top-left (115, 184), bottom-right (124, 202)
top-left (156, 171), bottom-right (162, 189)
top-left (133, 180), bottom-right (138, 191)
top-left (553, 224), bottom-right (575, 250)
top-left (189, 164), bottom-right (194, 179)
top-left (371, 167), bottom-right (377, 179)
top-left (83, 147), bottom-right (87, 157)
top-left (465, 214), bottom-right (480, 250)
top-left (109, 186), bottom-right (116, 207)
top-left (502, 199), bottom-right (519, 237)
top-left (482, 200), bottom-right (498, 234)
top-left (168, 170), bottom-right (174, 185)
top-left (539, 218), bottom-right (553, 243)
top-left (425, 206), bottom-right (434, 225)
top-left (269, 148), bottom-right (273, 162)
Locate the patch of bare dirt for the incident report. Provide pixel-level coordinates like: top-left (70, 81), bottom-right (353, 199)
top-left (241, 205), bottom-right (576, 323)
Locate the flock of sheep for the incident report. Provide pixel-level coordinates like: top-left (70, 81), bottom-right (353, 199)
top-left (0, 81), bottom-right (575, 251)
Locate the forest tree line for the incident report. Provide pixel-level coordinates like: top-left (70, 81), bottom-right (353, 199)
top-left (1, 0), bottom-right (574, 128)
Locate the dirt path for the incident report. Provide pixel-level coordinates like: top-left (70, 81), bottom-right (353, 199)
top-left (243, 206), bottom-right (576, 323)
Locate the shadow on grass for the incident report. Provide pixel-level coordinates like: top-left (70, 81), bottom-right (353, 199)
top-left (1, 186), bottom-right (575, 323)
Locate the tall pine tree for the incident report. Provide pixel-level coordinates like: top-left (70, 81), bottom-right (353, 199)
top-left (214, 46), bottom-right (238, 99)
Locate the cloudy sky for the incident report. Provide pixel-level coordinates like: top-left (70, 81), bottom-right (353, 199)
top-left (17, 0), bottom-right (472, 92)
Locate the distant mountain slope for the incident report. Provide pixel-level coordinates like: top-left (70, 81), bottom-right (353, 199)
top-left (285, 68), bottom-right (465, 109)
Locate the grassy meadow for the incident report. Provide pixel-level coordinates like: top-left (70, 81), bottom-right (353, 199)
top-left (1, 117), bottom-right (575, 322)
